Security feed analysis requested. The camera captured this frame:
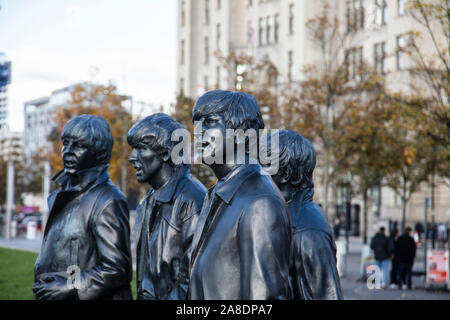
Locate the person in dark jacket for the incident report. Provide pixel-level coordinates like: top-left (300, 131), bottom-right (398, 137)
top-left (370, 227), bottom-right (392, 288)
top-left (262, 129), bottom-right (343, 300)
top-left (128, 114), bottom-right (206, 300)
top-left (396, 227), bottom-right (416, 289)
top-left (33, 115), bottom-right (132, 300)
top-left (388, 229), bottom-right (399, 287)
top-left (188, 90), bottom-right (292, 300)
top-left (333, 219), bottom-right (341, 241)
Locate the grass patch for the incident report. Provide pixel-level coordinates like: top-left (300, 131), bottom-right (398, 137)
top-left (0, 247), bottom-right (137, 300)
top-left (0, 248), bottom-right (37, 300)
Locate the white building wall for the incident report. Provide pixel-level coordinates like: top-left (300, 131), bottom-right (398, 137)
top-left (177, 0), bottom-right (450, 232)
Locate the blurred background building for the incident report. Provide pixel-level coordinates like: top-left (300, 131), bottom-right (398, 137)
top-left (176, 0), bottom-right (450, 236)
top-left (0, 128), bottom-right (23, 161)
top-left (0, 53), bottom-right (11, 130)
top-left (23, 84), bottom-right (76, 157)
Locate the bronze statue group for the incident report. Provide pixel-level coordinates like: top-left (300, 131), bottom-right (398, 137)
top-left (32, 90), bottom-right (343, 300)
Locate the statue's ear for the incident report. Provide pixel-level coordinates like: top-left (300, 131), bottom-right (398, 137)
top-left (96, 150), bottom-right (107, 164)
top-left (161, 149), bottom-right (171, 163)
top-left (280, 166), bottom-right (292, 185)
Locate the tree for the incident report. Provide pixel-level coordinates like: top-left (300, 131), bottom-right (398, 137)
top-left (343, 71), bottom-right (393, 243)
top-left (282, 1), bottom-right (373, 221)
top-left (48, 83), bottom-right (141, 200)
top-left (395, 0), bottom-right (449, 214)
top-left (216, 50), bottom-right (283, 129)
top-left (383, 97), bottom-right (432, 231)
top-left (0, 146), bottom-right (43, 210)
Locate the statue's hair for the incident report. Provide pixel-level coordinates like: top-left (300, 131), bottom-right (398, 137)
top-left (269, 129), bottom-right (316, 191)
top-left (192, 90), bottom-right (264, 132)
top-left (61, 114), bottom-right (113, 164)
top-left (127, 113), bottom-right (186, 166)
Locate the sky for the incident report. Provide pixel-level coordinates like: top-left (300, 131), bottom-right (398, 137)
top-left (0, 0), bottom-right (177, 132)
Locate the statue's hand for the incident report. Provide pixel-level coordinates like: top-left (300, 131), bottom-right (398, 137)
top-left (32, 274), bottom-right (76, 300)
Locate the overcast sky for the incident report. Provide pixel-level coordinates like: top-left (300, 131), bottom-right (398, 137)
top-left (0, 0), bottom-right (177, 132)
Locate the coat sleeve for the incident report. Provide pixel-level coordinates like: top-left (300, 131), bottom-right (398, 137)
top-left (76, 197), bottom-right (132, 300)
top-left (293, 229), bottom-right (343, 300)
top-left (237, 195), bottom-right (292, 300)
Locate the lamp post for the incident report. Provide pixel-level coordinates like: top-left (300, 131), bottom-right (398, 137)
top-left (5, 159), bottom-right (14, 240)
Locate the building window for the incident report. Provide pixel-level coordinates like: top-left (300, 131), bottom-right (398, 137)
top-left (248, 0), bottom-right (253, 7)
top-left (396, 34), bottom-right (407, 70)
top-left (274, 14), bottom-right (279, 43)
top-left (258, 18), bottom-right (264, 45)
top-left (205, 0), bottom-right (210, 25)
top-left (398, 0), bottom-right (405, 16)
top-left (181, 0), bottom-right (186, 27)
top-left (180, 40), bottom-right (185, 65)
top-left (374, 42), bottom-right (386, 74)
top-left (266, 16), bottom-right (271, 44)
top-left (346, 46), bottom-right (364, 79)
top-left (216, 23), bottom-right (222, 50)
top-left (375, 0), bottom-right (387, 27)
top-left (204, 37), bottom-right (209, 64)
top-left (289, 4), bottom-right (294, 34)
top-left (248, 20), bottom-right (255, 44)
top-left (288, 51), bottom-right (294, 82)
top-left (267, 66), bottom-right (278, 87)
top-left (217, 0), bottom-right (221, 10)
top-left (216, 66), bottom-right (221, 87)
top-left (346, 0), bottom-right (365, 32)
top-left (180, 78), bottom-right (184, 93)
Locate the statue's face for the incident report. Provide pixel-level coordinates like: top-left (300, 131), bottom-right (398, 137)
top-left (129, 143), bottom-right (164, 183)
top-left (62, 137), bottom-right (97, 175)
top-left (196, 113), bottom-right (227, 164)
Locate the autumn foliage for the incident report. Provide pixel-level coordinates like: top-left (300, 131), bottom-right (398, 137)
top-left (48, 83), bottom-right (140, 197)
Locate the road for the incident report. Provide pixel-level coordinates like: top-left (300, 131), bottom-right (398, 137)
top-left (340, 236), bottom-right (450, 300)
top-left (1, 234), bottom-right (449, 300)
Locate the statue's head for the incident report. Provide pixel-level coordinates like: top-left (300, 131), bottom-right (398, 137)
top-left (127, 113), bottom-right (186, 184)
top-left (61, 114), bottom-right (113, 175)
top-left (263, 129), bottom-right (316, 192)
top-left (192, 90), bottom-right (264, 164)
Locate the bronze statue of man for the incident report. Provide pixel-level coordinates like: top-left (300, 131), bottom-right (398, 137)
top-left (188, 90), bottom-right (292, 300)
top-left (128, 113), bottom-right (206, 300)
top-left (33, 114), bottom-right (132, 300)
top-left (263, 129), bottom-right (343, 300)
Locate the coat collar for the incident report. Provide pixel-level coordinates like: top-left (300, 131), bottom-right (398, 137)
top-left (45, 164), bottom-right (110, 237)
top-left (154, 165), bottom-right (189, 204)
top-left (134, 165), bottom-right (189, 245)
top-left (52, 164), bottom-right (110, 193)
top-left (213, 164), bottom-right (260, 204)
top-left (288, 188), bottom-right (314, 207)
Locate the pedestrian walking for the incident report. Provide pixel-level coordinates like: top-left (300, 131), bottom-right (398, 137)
top-left (333, 219), bottom-right (341, 240)
top-left (388, 229), bottom-right (399, 288)
top-left (370, 227), bottom-right (392, 288)
top-left (430, 221), bottom-right (437, 249)
top-left (437, 222), bottom-right (447, 249)
top-left (396, 227), bottom-right (416, 290)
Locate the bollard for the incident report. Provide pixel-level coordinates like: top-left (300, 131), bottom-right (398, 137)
top-left (336, 239), bottom-right (347, 277)
top-left (27, 220), bottom-right (37, 240)
top-left (11, 220), bottom-right (17, 238)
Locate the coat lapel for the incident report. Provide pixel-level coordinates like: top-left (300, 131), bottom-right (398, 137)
top-left (190, 191), bottom-right (218, 267)
top-left (135, 195), bottom-right (150, 246)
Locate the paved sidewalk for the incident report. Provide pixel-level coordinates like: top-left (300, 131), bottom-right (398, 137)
top-left (340, 237), bottom-right (450, 300)
top-left (0, 237), bottom-right (42, 253)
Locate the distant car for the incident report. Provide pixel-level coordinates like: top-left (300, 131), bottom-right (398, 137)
top-left (16, 212), bottom-right (41, 225)
top-left (17, 216), bottom-right (42, 234)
